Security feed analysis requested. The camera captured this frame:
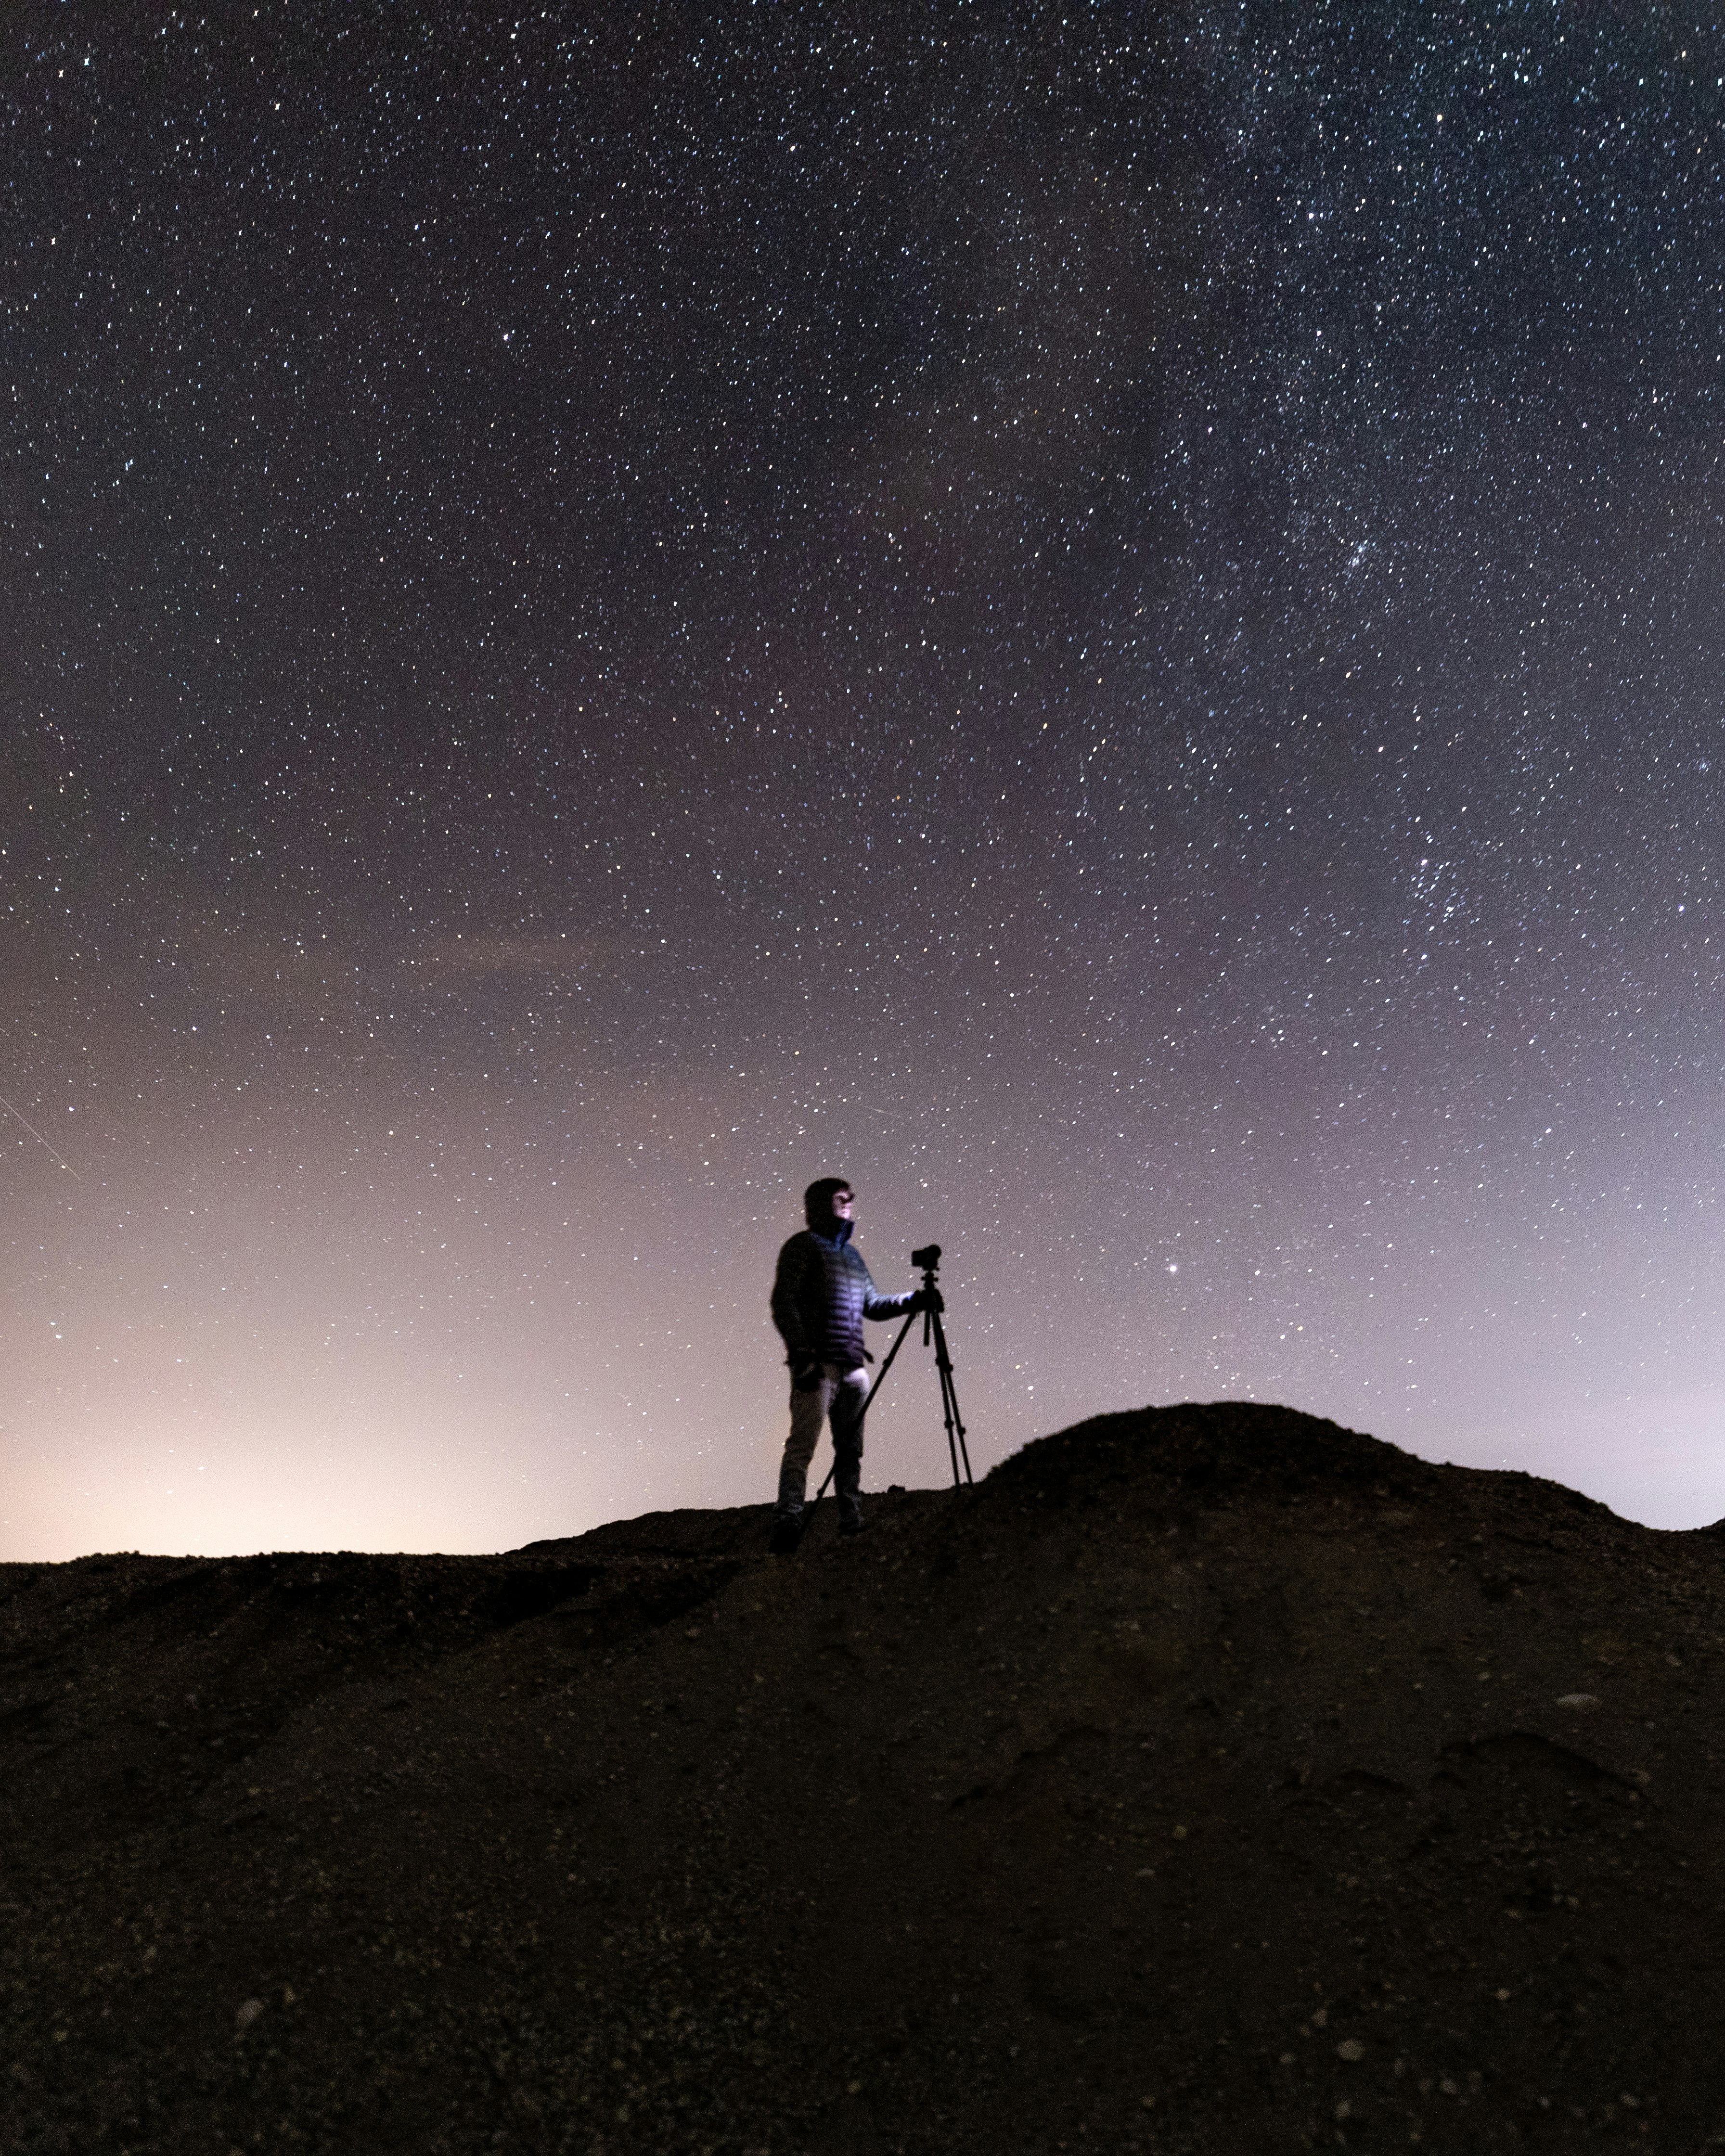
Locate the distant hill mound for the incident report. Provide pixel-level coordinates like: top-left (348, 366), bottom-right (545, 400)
top-left (3, 1401), bottom-right (1721, 2153)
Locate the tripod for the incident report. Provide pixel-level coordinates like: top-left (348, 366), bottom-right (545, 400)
top-left (814, 1244), bottom-right (972, 1499)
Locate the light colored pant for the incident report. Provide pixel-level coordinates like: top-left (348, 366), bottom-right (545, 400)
top-left (777, 1362), bottom-right (871, 1528)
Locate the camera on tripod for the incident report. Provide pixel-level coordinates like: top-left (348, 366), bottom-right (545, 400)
top-left (849, 1239), bottom-right (971, 1487)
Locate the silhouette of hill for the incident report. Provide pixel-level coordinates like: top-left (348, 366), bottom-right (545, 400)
top-left (3, 1401), bottom-right (1721, 2153)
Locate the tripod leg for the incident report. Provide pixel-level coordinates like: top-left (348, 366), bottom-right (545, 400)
top-left (927, 1313), bottom-right (972, 1487)
top-left (939, 1335), bottom-right (973, 1485)
top-left (851, 1309), bottom-right (916, 1441)
top-left (947, 1368), bottom-right (973, 1484)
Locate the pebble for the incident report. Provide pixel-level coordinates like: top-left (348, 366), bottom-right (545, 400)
top-left (1556, 1694), bottom-right (1600, 1710)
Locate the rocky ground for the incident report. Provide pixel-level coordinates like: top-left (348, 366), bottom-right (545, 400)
top-left (4, 1401), bottom-right (1725, 2153)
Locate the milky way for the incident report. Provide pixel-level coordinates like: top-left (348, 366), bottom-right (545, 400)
top-left (5, 6), bottom-right (1725, 1558)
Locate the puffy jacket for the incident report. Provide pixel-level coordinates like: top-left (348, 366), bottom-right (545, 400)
top-left (770, 1222), bottom-right (914, 1371)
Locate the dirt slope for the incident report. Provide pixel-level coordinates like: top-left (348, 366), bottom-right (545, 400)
top-left (3, 1401), bottom-right (1723, 2154)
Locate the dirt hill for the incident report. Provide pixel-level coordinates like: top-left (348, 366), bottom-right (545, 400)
top-left (3, 1401), bottom-right (1722, 2154)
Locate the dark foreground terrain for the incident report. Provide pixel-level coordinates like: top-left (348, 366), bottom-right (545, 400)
top-left (4, 1403), bottom-right (1724, 2154)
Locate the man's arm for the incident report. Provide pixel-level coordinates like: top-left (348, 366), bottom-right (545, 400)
top-left (857, 1252), bottom-right (917, 1323)
top-left (770, 1234), bottom-right (817, 1354)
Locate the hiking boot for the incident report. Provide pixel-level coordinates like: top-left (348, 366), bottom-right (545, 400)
top-left (769, 1513), bottom-right (804, 1555)
top-left (837, 1515), bottom-right (864, 1540)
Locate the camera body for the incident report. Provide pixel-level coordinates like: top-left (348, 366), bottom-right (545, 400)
top-left (910, 1242), bottom-right (941, 1272)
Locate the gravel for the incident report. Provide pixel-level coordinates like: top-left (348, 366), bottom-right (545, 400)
top-left (4, 1398), bottom-right (1724, 2152)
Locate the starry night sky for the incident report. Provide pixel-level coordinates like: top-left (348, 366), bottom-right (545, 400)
top-left (6, 3), bottom-right (1725, 1560)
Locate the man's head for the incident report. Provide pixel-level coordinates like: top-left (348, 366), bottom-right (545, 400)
top-left (804, 1175), bottom-right (855, 1230)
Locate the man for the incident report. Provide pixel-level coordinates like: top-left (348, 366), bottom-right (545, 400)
top-left (768, 1176), bottom-right (937, 1552)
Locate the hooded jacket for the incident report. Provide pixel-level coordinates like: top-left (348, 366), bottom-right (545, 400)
top-left (770, 1220), bottom-right (914, 1372)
